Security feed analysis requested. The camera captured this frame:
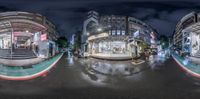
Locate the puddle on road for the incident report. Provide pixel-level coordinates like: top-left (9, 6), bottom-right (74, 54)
top-left (78, 56), bottom-right (168, 85)
top-left (64, 55), bottom-right (169, 88)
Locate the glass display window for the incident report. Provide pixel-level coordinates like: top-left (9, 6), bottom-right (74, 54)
top-left (0, 32), bottom-right (11, 49)
top-left (111, 41), bottom-right (126, 54)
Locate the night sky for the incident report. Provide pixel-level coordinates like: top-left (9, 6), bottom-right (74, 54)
top-left (0, 0), bottom-right (200, 38)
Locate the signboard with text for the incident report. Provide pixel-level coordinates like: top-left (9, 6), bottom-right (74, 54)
top-left (41, 34), bottom-right (47, 41)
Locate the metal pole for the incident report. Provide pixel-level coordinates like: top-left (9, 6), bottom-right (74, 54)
top-left (10, 23), bottom-right (13, 59)
top-left (109, 41), bottom-right (111, 57)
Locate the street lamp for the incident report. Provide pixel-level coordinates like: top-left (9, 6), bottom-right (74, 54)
top-left (162, 43), bottom-right (165, 46)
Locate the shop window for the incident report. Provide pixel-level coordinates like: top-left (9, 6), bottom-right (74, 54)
top-left (122, 31), bottom-right (125, 35)
top-left (109, 30), bottom-right (111, 35)
top-left (112, 30), bottom-right (116, 35)
top-left (111, 41), bottom-right (126, 54)
top-left (0, 33), bottom-right (11, 49)
top-left (117, 30), bottom-right (120, 35)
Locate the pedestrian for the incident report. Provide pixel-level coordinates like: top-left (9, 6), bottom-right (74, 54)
top-left (36, 45), bottom-right (39, 55)
top-left (145, 50), bottom-right (149, 61)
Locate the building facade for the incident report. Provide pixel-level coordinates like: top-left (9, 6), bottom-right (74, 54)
top-left (0, 11), bottom-right (59, 59)
top-left (173, 12), bottom-right (200, 57)
top-left (82, 11), bottom-right (158, 60)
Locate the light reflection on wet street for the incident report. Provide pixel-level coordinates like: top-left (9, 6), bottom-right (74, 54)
top-left (0, 54), bottom-right (200, 99)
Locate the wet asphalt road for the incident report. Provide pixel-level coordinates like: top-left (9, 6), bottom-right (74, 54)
top-left (0, 54), bottom-right (200, 99)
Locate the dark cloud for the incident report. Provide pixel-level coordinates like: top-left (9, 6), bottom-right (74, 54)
top-left (0, 0), bottom-right (200, 37)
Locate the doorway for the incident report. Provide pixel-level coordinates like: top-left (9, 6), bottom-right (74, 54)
top-left (49, 43), bottom-right (53, 57)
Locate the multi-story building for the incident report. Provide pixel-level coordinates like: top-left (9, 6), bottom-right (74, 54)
top-left (173, 11), bottom-right (200, 57)
top-left (82, 11), bottom-right (158, 60)
top-left (99, 15), bottom-right (127, 36)
top-left (0, 11), bottom-right (59, 59)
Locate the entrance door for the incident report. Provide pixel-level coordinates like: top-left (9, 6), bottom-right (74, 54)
top-left (49, 43), bottom-right (53, 57)
top-left (199, 34), bottom-right (200, 52)
top-left (15, 36), bottom-right (31, 49)
top-left (131, 45), bottom-right (138, 58)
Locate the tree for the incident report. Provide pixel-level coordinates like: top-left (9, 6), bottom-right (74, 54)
top-left (72, 31), bottom-right (82, 52)
top-left (159, 35), bottom-right (169, 49)
top-left (138, 41), bottom-right (148, 52)
top-left (56, 37), bottom-right (68, 48)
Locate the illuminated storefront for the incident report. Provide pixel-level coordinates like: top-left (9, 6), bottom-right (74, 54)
top-left (87, 33), bottom-right (152, 60)
top-left (0, 32), bottom-right (11, 49)
top-left (173, 12), bottom-right (200, 57)
top-left (176, 12), bottom-right (200, 57)
top-left (183, 31), bottom-right (200, 56)
top-left (87, 33), bottom-right (132, 60)
top-left (0, 11), bottom-right (58, 59)
top-left (90, 40), bottom-right (128, 55)
top-left (83, 11), bottom-right (157, 60)
top-left (190, 32), bottom-right (200, 56)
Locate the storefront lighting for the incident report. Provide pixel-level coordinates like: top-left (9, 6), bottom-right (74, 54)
top-left (25, 30), bottom-right (29, 33)
top-left (87, 32), bottom-right (90, 36)
top-left (97, 28), bottom-right (102, 32)
top-left (41, 34), bottom-right (47, 41)
top-left (183, 59), bottom-right (189, 65)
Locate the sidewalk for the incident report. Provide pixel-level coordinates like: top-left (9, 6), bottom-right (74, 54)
top-left (0, 58), bottom-right (44, 66)
top-left (91, 53), bottom-right (132, 60)
top-left (172, 52), bottom-right (200, 79)
top-left (0, 53), bottom-right (63, 80)
top-left (188, 57), bottom-right (200, 65)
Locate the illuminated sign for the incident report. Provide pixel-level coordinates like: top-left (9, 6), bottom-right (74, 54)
top-left (150, 32), bottom-right (156, 39)
top-left (34, 32), bottom-right (40, 42)
top-left (133, 30), bottom-right (139, 38)
top-left (41, 34), bottom-right (47, 41)
top-left (150, 39), bottom-right (155, 44)
top-left (88, 33), bottom-right (109, 41)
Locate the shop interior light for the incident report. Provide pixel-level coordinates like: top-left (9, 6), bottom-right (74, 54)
top-left (87, 32), bottom-right (90, 36)
top-left (25, 30), bottom-right (29, 33)
top-left (97, 28), bottom-right (102, 32)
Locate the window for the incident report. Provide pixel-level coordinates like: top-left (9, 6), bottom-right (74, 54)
top-left (112, 30), bottom-right (116, 35)
top-left (109, 30), bottom-right (111, 35)
top-left (117, 30), bottom-right (120, 35)
top-left (122, 30), bottom-right (125, 35)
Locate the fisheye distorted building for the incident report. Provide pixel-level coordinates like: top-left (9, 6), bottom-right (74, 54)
top-left (82, 11), bottom-right (158, 60)
top-left (0, 11), bottom-right (59, 59)
top-left (173, 12), bottom-right (200, 57)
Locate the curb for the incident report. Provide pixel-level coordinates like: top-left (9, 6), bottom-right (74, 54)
top-left (0, 53), bottom-right (63, 81)
top-left (172, 54), bottom-right (200, 79)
